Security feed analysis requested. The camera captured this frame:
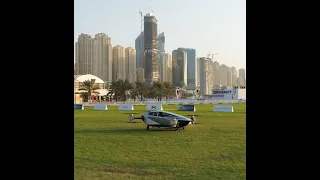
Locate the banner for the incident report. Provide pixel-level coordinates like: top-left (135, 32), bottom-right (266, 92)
top-left (178, 104), bottom-right (196, 111)
top-left (74, 104), bottom-right (84, 110)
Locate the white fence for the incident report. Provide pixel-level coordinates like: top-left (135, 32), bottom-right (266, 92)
top-left (81, 99), bottom-right (246, 106)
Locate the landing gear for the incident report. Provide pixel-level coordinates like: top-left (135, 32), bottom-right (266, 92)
top-left (147, 125), bottom-right (150, 130)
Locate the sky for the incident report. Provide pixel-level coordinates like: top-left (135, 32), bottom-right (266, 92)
top-left (75, 0), bottom-right (246, 70)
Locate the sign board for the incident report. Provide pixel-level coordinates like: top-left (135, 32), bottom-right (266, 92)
top-left (119, 104), bottom-right (134, 111)
top-left (74, 104), bottom-right (84, 110)
top-left (94, 104), bottom-right (108, 110)
top-left (146, 104), bottom-right (163, 111)
top-left (213, 106), bottom-right (234, 112)
top-left (178, 104), bottom-right (196, 111)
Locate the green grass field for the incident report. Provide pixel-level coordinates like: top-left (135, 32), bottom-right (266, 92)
top-left (74, 104), bottom-right (246, 180)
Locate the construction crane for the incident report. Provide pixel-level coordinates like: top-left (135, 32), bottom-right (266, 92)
top-left (207, 52), bottom-right (218, 60)
top-left (139, 10), bottom-right (143, 33)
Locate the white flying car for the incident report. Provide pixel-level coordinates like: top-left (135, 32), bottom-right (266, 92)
top-left (129, 111), bottom-right (196, 131)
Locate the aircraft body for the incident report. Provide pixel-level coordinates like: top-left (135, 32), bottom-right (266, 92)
top-left (129, 111), bottom-right (194, 131)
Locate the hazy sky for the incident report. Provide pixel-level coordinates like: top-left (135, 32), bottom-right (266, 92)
top-left (75, 0), bottom-right (246, 69)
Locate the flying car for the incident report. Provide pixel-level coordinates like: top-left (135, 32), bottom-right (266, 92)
top-left (129, 111), bottom-right (196, 131)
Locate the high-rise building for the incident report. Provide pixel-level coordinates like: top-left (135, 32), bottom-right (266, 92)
top-left (135, 32), bottom-right (144, 68)
top-left (165, 53), bottom-right (172, 83)
top-left (219, 64), bottom-right (228, 86)
top-left (158, 32), bottom-right (166, 81)
top-left (212, 61), bottom-right (220, 87)
top-left (239, 68), bottom-right (246, 86)
top-left (144, 13), bottom-right (159, 86)
top-left (112, 45), bottom-right (126, 81)
top-left (197, 57), bottom-right (201, 86)
top-left (75, 33), bottom-right (94, 75)
top-left (199, 57), bottom-right (214, 95)
top-left (136, 68), bottom-right (145, 82)
top-left (172, 49), bottom-right (187, 87)
top-left (230, 66), bottom-right (237, 87)
top-left (93, 33), bottom-right (113, 84)
top-left (125, 47), bottom-right (137, 83)
top-left (75, 33), bottom-right (112, 85)
top-left (178, 48), bottom-right (197, 89)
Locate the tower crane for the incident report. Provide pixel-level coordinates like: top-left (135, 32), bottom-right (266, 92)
top-left (207, 52), bottom-right (218, 60)
top-left (139, 10), bottom-right (143, 33)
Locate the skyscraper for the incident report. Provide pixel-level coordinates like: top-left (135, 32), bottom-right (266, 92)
top-left (239, 68), bottom-right (246, 86)
top-left (197, 57), bottom-right (201, 86)
top-left (230, 66), bottom-right (237, 87)
top-left (125, 47), bottom-right (137, 83)
top-left (75, 33), bottom-right (94, 75)
top-left (165, 53), bottom-right (172, 83)
top-left (172, 49), bottom-right (187, 87)
top-left (158, 32), bottom-right (165, 81)
top-left (212, 61), bottom-right (220, 87)
top-left (177, 48), bottom-right (197, 89)
top-left (144, 13), bottom-right (159, 86)
top-left (112, 45), bottom-right (126, 81)
top-left (136, 68), bottom-right (145, 82)
top-left (75, 33), bottom-right (112, 84)
top-left (93, 33), bottom-right (113, 84)
top-left (135, 32), bottom-right (144, 68)
top-left (199, 57), bottom-right (214, 95)
top-left (219, 64), bottom-right (228, 86)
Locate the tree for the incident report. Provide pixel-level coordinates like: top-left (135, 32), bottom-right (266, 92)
top-left (152, 81), bottom-right (165, 101)
top-left (78, 79), bottom-right (100, 102)
top-left (134, 81), bottom-right (148, 101)
top-left (163, 81), bottom-right (176, 100)
top-left (107, 80), bottom-right (119, 101)
top-left (107, 79), bottom-right (133, 101)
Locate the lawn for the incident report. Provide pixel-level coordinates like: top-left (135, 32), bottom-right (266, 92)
top-left (74, 104), bottom-right (246, 180)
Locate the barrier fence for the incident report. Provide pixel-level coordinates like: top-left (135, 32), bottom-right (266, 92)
top-left (79, 99), bottom-right (246, 106)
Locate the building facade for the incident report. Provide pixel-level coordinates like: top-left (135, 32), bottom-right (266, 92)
top-left (178, 48), bottom-right (197, 89)
top-left (125, 47), bottom-right (137, 83)
top-left (172, 49), bottom-right (187, 87)
top-left (75, 33), bottom-right (112, 85)
top-left (199, 57), bottom-right (214, 95)
top-left (165, 53), bottom-right (172, 83)
top-left (219, 64), bottom-right (228, 86)
top-left (75, 33), bottom-right (95, 75)
top-left (158, 32), bottom-right (166, 81)
top-left (239, 68), bottom-right (246, 86)
top-left (135, 32), bottom-right (144, 68)
top-left (112, 45), bottom-right (126, 81)
top-left (136, 68), bottom-right (145, 82)
top-left (93, 33), bottom-right (113, 84)
top-left (144, 13), bottom-right (159, 86)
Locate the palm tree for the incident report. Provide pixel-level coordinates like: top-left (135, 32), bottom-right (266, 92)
top-left (107, 80), bottom-right (119, 101)
top-left (78, 79), bottom-right (100, 102)
top-left (134, 81), bottom-right (148, 101)
top-left (163, 81), bottom-right (175, 100)
top-left (108, 79), bottom-right (133, 101)
top-left (152, 81), bottom-right (165, 101)
top-left (119, 79), bottom-right (133, 101)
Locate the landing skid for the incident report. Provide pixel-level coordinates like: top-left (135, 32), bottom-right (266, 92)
top-left (146, 125), bottom-right (185, 131)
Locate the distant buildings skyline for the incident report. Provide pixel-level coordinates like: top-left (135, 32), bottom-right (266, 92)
top-left (75, 12), bottom-right (246, 95)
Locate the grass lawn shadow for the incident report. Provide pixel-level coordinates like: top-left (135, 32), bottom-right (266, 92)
top-left (75, 127), bottom-right (185, 134)
top-left (74, 128), bottom-right (151, 135)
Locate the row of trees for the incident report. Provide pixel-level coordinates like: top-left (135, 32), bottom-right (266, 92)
top-left (77, 79), bottom-right (177, 102)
